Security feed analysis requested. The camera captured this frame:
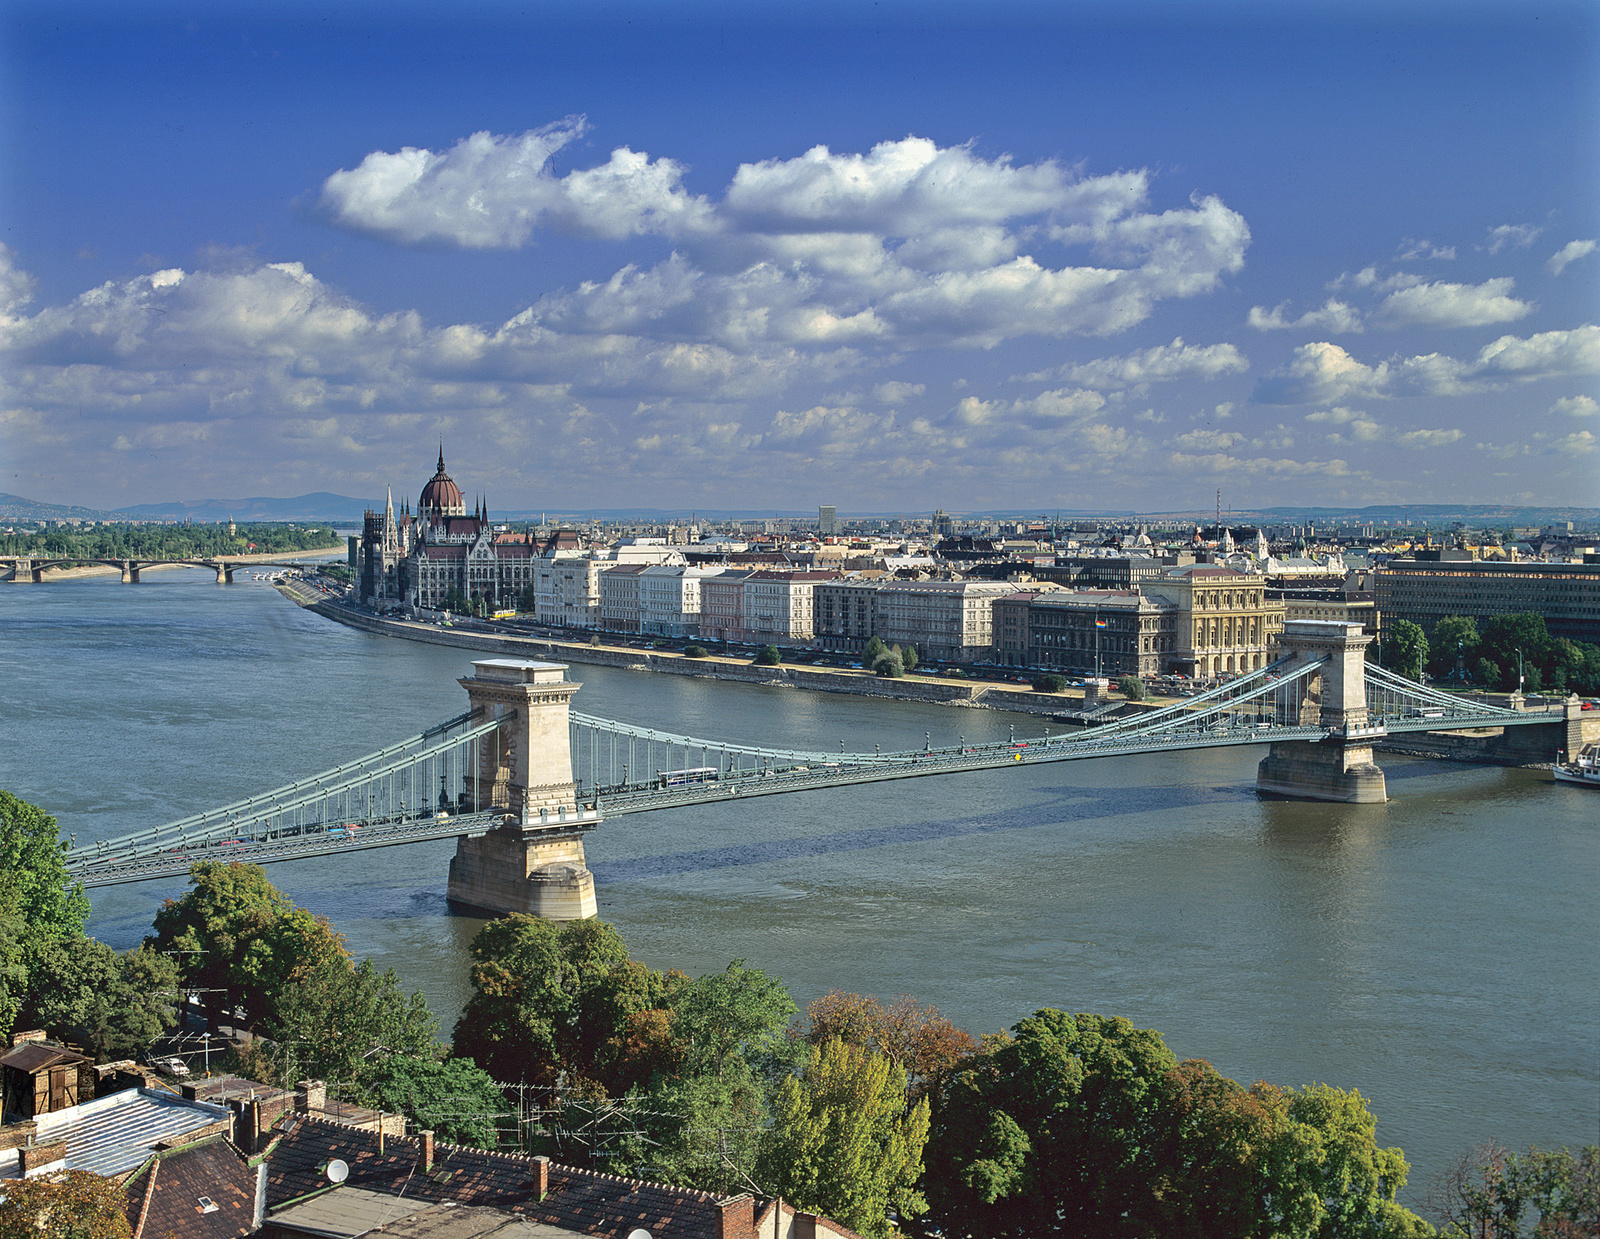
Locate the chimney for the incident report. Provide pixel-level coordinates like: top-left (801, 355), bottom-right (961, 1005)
top-left (418, 1130), bottom-right (435, 1174)
top-left (533, 1155), bottom-right (549, 1199)
top-left (19, 1138), bottom-right (67, 1176)
top-left (716, 1194), bottom-right (754, 1239)
top-left (295, 1080), bottom-right (326, 1115)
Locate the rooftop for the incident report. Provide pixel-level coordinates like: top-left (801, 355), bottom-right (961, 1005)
top-left (15, 1088), bottom-right (232, 1179)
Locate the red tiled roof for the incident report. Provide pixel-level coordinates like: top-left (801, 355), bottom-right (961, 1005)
top-left (124, 1136), bottom-right (257, 1239)
top-left (265, 1117), bottom-right (733, 1239)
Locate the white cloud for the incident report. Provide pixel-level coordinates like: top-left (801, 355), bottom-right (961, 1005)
top-left (1550, 430), bottom-right (1597, 454)
top-left (0, 244), bottom-right (36, 319)
top-left (1547, 239), bottom-right (1597, 276)
top-left (1551, 394), bottom-right (1598, 417)
top-left (1254, 326), bottom-right (1600, 404)
top-left (1248, 298), bottom-right (1363, 333)
top-left (872, 380), bottom-right (925, 404)
top-left (320, 127), bottom-right (1251, 352)
top-left (1046, 336), bottom-right (1249, 388)
top-left (1397, 238), bottom-right (1456, 261)
top-left (319, 120), bottom-right (714, 246)
top-left (1484, 223), bottom-right (1543, 254)
top-left (1376, 277), bottom-right (1534, 328)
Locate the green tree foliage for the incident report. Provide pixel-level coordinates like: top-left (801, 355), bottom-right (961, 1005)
top-left (147, 862), bottom-right (349, 1030)
top-left (0, 791), bottom-right (89, 944)
top-left (901, 645), bottom-right (918, 672)
top-left (759, 1037), bottom-right (932, 1239)
top-left (1382, 620), bottom-right (1429, 682)
top-left (755, 644), bottom-right (783, 665)
top-left (1117, 675), bottom-right (1147, 700)
top-left (1430, 1142), bottom-right (1598, 1238)
top-left (0, 882), bottom-right (28, 1041)
top-left (517, 582), bottom-right (538, 614)
top-left (864, 637), bottom-right (888, 666)
top-left (873, 647), bottom-right (906, 677)
top-left (452, 915), bottom-right (678, 1090)
top-left (0, 523), bottom-right (341, 561)
top-left (669, 960), bottom-right (798, 1084)
top-left (1427, 617), bottom-right (1482, 679)
top-left (358, 1054), bottom-right (513, 1150)
top-left (924, 1009), bottom-right (1430, 1239)
top-left (0, 1169), bottom-right (131, 1239)
top-left (1032, 674), bottom-right (1068, 694)
top-left (683, 644), bottom-right (709, 658)
top-left (22, 939), bottom-right (180, 1061)
top-left (253, 957), bottom-right (436, 1089)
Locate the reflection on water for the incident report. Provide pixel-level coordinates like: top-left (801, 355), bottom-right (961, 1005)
top-left (1, 571), bottom-right (1595, 1202)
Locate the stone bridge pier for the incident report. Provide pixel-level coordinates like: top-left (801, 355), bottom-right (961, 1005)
top-left (445, 658), bottom-right (598, 921)
top-left (1256, 621), bottom-right (1388, 804)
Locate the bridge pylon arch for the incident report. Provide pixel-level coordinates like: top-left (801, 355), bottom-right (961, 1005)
top-left (1255, 621), bottom-right (1387, 803)
top-left (445, 659), bottom-right (598, 921)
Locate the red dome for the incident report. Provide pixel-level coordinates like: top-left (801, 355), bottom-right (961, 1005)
top-left (419, 449), bottom-right (466, 516)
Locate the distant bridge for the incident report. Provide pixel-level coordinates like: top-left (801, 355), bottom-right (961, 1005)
top-left (2, 554), bottom-right (342, 584)
top-left (61, 622), bottom-right (1579, 910)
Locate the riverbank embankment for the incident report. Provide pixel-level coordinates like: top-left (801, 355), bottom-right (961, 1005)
top-left (291, 593), bottom-right (1105, 717)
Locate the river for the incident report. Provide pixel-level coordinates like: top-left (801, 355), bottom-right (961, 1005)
top-left (1, 569), bottom-right (1595, 1201)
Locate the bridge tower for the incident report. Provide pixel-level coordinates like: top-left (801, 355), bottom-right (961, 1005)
top-left (1255, 621), bottom-right (1388, 804)
top-left (445, 659), bottom-right (598, 921)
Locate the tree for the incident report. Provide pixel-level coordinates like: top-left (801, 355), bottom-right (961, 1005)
top-left (755, 644), bottom-right (782, 666)
top-left (1117, 675), bottom-right (1146, 700)
top-left (23, 939), bottom-right (180, 1061)
top-left (359, 1054), bottom-right (513, 1150)
top-left (864, 637), bottom-right (888, 667)
top-left (803, 991), bottom-right (976, 1102)
top-left (518, 582), bottom-right (538, 614)
top-left (759, 1037), bottom-right (931, 1239)
top-left (453, 915), bottom-right (642, 1088)
top-left (873, 648), bottom-right (906, 677)
top-left (1480, 614), bottom-right (1553, 692)
top-left (1427, 617), bottom-right (1481, 679)
top-left (147, 862), bottom-right (348, 1031)
top-left (901, 645), bottom-right (919, 672)
top-left (1382, 620), bottom-right (1429, 682)
top-left (0, 1170), bottom-right (130, 1239)
top-left (0, 881), bottom-right (28, 1042)
top-left (1430, 1142), bottom-right (1598, 1238)
top-left (669, 960), bottom-right (798, 1084)
top-left (1033, 674), bottom-right (1068, 694)
top-left (256, 956), bottom-right (436, 1089)
top-left (0, 791), bottom-right (89, 944)
top-left (683, 644), bottom-right (709, 658)
top-left (923, 1009), bottom-right (1430, 1239)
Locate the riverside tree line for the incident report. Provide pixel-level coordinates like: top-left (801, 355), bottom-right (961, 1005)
top-left (0, 522), bottom-right (344, 562)
top-left (0, 792), bottom-right (1593, 1239)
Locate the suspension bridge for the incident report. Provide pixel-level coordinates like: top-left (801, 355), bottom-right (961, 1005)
top-left (2, 554), bottom-right (341, 584)
top-left (60, 621), bottom-right (1579, 918)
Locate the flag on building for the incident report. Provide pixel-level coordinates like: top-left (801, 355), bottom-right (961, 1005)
top-left (1094, 618), bottom-right (1108, 629)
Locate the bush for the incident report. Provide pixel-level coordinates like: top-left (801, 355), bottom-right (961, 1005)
top-left (1117, 676), bottom-right (1146, 700)
top-left (755, 645), bottom-right (782, 666)
top-left (683, 644), bottom-right (709, 659)
top-left (873, 651), bottom-right (905, 678)
top-left (1032, 674), bottom-right (1068, 694)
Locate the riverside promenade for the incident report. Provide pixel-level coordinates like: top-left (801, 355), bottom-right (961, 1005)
top-left (281, 586), bottom-right (1095, 718)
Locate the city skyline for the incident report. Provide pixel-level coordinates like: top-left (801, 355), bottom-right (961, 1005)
top-left (2, 0), bottom-right (1597, 512)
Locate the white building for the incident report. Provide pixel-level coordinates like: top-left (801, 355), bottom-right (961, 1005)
top-left (638, 565), bottom-right (726, 637)
top-left (741, 570), bottom-right (838, 646)
top-left (874, 580), bottom-right (1019, 662)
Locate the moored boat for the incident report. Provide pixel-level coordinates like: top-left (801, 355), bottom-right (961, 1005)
top-left (1552, 742), bottom-right (1600, 787)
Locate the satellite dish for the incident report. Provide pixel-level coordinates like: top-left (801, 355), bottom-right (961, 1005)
top-left (627, 1231), bottom-right (652, 1239)
top-left (326, 1159), bottom-right (350, 1184)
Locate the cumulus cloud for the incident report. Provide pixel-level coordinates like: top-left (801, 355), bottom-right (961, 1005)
top-left (1551, 394), bottom-right (1598, 417)
top-left (0, 244), bottom-right (36, 319)
top-left (1253, 326), bottom-right (1600, 404)
top-left (1484, 223), bottom-right (1543, 254)
top-left (1303, 407), bottom-right (1463, 450)
top-left (1547, 239), bottom-right (1597, 276)
top-left (1376, 277), bottom-right (1534, 328)
top-left (320, 126), bottom-right (1251, 351)
top-left (872, 380), bottom-right (925, 404)
top-left (319, 120), bottom-right (714, 246)
top-left (1037, 336), bottom-right (1249, 388)
top-left (1248, 299), bottom-right (1363, 333)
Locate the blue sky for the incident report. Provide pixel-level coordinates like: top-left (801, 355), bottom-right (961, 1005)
top-left (2, 0), bottom-right (1597, 514)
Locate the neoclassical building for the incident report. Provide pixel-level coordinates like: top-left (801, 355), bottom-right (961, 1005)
top-left (358, 450), bottom-right (543, 612)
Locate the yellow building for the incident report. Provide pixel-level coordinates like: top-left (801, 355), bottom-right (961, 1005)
top-left (1144, 565), bottom-right (1286, 679)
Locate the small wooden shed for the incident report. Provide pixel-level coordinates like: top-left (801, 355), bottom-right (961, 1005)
top-left (1, 1039), bottom-right (95, 1119)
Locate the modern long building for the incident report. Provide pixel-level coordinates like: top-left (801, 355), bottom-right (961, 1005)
top-left (1375, 557), bottom-right (1600, 644)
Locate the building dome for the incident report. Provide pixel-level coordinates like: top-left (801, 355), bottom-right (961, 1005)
top-left (419, 448), bottom-right (466, 516)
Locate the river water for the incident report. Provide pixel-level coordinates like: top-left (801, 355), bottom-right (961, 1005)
top-left (1, 570), bottom-right (1595, 1200)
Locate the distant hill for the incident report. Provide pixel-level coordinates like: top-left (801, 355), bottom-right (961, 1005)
top-left (0, 492), bottom-right (126, 522)
top-left (112, 493), bottom-right (377, 523)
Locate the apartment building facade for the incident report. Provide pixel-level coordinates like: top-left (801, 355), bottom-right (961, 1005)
top-left (1374, 557), bottom-right (1600, 645)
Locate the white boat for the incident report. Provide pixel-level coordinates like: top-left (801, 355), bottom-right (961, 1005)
top-left (1553, 742), bottom-right (1600, 788)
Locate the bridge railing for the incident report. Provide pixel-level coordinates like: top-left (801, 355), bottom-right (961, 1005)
top-left (64, 709), bottom-right (498, 877)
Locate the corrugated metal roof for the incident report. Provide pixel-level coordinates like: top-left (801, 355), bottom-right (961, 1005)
top-left (33, 1088), bottom-right (231, 1178)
